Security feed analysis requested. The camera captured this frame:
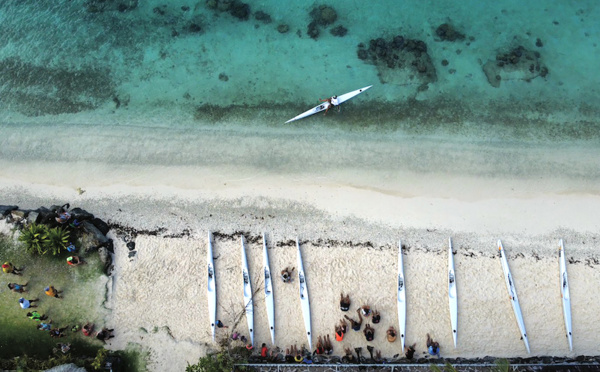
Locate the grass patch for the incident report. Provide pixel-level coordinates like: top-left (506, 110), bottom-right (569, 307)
top-left (0, 230), bottom-right (107, 360)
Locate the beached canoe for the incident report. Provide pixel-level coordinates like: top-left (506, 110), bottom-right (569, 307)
top-left (297, 237), bottom-right (312, 351)
top-left (559, 239), bottom-right (573, 351)
top-left (448, 238), bottom-right (458, 348)
top-left (498, 240), bottom-right (530, 353)
top-left (397, 240), bottom-right (406, 351)
top-left (285, 85), bottom-right (373, 123)
top-left (207, 231), bottom-right (217, 341)
top-left (263, 233), bottom-right (275, 345)
top-left (240, 235), bottom-right (254, 346)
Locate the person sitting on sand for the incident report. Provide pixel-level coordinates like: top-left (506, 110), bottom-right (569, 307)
top-left (66, 256), bottom-right (85, 266)
top-left (215, 320), bottom-right (228, 328)
top-left (27, 311), bottom-right (48, 322)
top-left (8, 282), bottom-right (28, 293)
top-left (324, 334), bottom-right (333, 355)
top-left (261, 343), bottom-right (268, 358)
top-left (363, 323), bottom-right (375, 342)
top-left (361, 305), bottom-right (372, 317)
top-left (339, 292), bottom-right (350, 311)
top-left (96, 327), bottom-right (115, 343)
top-left (58, 342), bottom-right (71, 354)
top-left (37, 320), bottom-right (53, 331)
top-left (82, 322), bottom-right (94, 336)
top-left (344, 309), bottom-right (363, 331)
top-left (386, 326), bottom-right (397, 342)
top-left (285, 348), bottom-right (294, 363)
top-left (426, 333), bottom-right (440, 357)
top-left (54, 203), bottom-right (71, 224)
top-left (293, 345), bottom-right (303, 363)
top-left (405, 343), bottom-right (416, 360)
top-left (245, 343), bottom-right (253, 350)
top-left (45, 286), bottom-right (63, 299)
top-left (335, 322), bottom-right (345, 341)
top-left (342, 347), bottom-right (356, 363)
top-left (231, 331), bottom-right (240, 341)
top-left (19, 297), bottom-right (39, 309)
top-left (372, 309), bottom-right (381, 324)
top-left (50, 326), bottom-right (69, 338)
top-left (375, 350), bottom-right (383, 363)
top-left (314, 336), bottom-right (325, 355)
top-left (2, 262), bottom-right (23, 275)
top-left (66, 242), bottom-right (77, 253)
top-left (302, 355), bottom-right (313, 364)
top-left (281, 267), bottom-right (295, 283)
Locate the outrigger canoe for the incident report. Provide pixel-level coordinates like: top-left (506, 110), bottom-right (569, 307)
top-left (207, 232), bottom-right (217, 341)
top-left (498, 240), bottom-right (530, 353)
top-left (448, 238), bottom-right (458, 348)
top-left (263, 233), bottom-right (275, 345)
top-left (559, 239), bottom-right (573, 351)
top-left (241, 235), bottom-right (254, 346)
top-left (397, 240), bottom-right (406, 351)
top-left (285, 85), bottom-right (372, 123)
top-left (297, 237), bottom-right (312, 351)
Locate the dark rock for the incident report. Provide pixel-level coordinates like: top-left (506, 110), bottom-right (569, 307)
top-left (310, 5), bottom-right (337, 26)
top-left (189, 23), bottom-right (202, 33)
top-left (105, 238), bottom-right (114, 253)
top-left (435, 23), bottom-right (465, 41)
top-left (181, 6), bottom-right (190, 11)
top-left (230, 0), bottom-right (250, 20)
top-left (254, 11), bottom-right (272, 24)
top-left (70, 208), bottom-right (94, 222)
top-left (85, 0), bottom-right (138, 13)
top-left (82, 220), bottom-right (109, 248)
top-left (536, 38), bottom-right (543, 47)
top-left (27, 211), bottom-right (39, 224)
top-left (127, 241), bottom-right (136, 251)
top-left (171, 29), bottom-right (179, 37)
top-left (206, 0), bottom-right (217, 9)
top-left (35, 207), bottom-right (55, 224)
top-left (277, 24), bottom-right (289, 34)
top-left (98, 247), bottom-right (112, 273)
top-left (11, 209), bottom-right (28, 220)
top-left (91, 218), bottom-right (110, 236)
top-left (330, 25), bottom-right (347, 37)
top-left (540, 66), bottom-right (549, 77)
top-left (128, 250), bottom-right (137, 258)
top-left (392, 35), bottom-right (405, 49)
top-left (357, 49), bottom-right (368, 60)
top-left (153, 6), bottom-right (166, 15)
top-left (307, 21), bottom-right (319, 39)
top-left (218, 73), bottom-right (229, 81)
top-left (441, 59), bottom-right (449, 66)
top-left (0, 205), bottom-right (18, 217)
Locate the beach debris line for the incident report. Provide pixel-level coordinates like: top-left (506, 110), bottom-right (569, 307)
top-left (498, 240), bottom-right (530, 353)
top-left (448, 237), bottom-right (458, 348)
top-left (397, 240), bottom-right (406, 351)
top-left (207, 231), bottom-right (217, 341)
top-left (559, 239), bottom-right (573, 351)
top-left (263, 233), bottom-right (276, 345)
top-left (285, 85), bottom-right (372, 123)
top-left (297, 237), bottom-right (313, 351)
top-left (241, 235), bottom-right (255, 347)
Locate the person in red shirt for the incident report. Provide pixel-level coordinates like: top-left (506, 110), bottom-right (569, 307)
top-left (260, 343), bottom-right (268, 358)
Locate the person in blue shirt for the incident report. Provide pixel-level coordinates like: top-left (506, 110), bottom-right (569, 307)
top-left (427, 333), bottom-right (440, 357)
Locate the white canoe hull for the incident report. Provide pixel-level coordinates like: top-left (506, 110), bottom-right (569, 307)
top-left (263, 233), bottom-right (275, 345)
top-left (241, 236), bottom-right (254, 346)
top-left (207, 232), bottom-right (217, 341)
top-left (448, 238), bottom-right (458, 348)
top-left (559, 239), bottom-right (573, 351)
top-left (297, 237), bottom-right (312, 351)
top-left (285, 85), bottom-right (372, 123)
top-left (498, 240), bottom-right (530, 353)
top-left (397, 240), bottom-right (406, 351)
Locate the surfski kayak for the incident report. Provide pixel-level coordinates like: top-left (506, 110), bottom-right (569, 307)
top-left (297, 237), bottom-right (312, 351)
top-left (559, 239), bottom-right (573, 351)
top-left (448, 238), bottom-right (458, 348)
top-left (285, 85), bottom-right (372, 123)
top-left (241, 235), bottom-right (254, 346)
top-left (207, 231), bottom-right (217, 341)
top-left (263, 233), bottom-right (275, 345)
top-left (498, 240), bottom-right (530, 353)
top-left (397, 240), bottom-right (406, 351)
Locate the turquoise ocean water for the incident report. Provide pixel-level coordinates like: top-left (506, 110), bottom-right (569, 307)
top-left (0, 0), bottom-right (599, 182)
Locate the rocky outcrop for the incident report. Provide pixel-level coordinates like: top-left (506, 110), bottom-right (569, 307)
top-left (483, 45), bottom-right (549, 88)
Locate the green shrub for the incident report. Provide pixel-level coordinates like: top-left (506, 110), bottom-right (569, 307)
top-left (18, 223), bottom-right (49, 255)
top-left (92, 348), bottom-right (109, 371)
top-left (45, 227), bottom-right (70, 255)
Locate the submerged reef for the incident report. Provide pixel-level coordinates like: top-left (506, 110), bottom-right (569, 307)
top-left (357, 35), bottom-right (437, 86)
top-left (206, 0), bottom-right (251, 21)
top-left (435, 23), bottom-right (466, 42)
top-left (483, 45), bottom-right (549, 88)
top-left (307, 5), bottom-right (346, 40)
top-left (85, 0), bottom-right (138, 13)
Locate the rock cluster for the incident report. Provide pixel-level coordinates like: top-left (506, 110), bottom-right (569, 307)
top-left (435, 23), bottom-right (465, 42)
top-left (307, 5), bottom-right (346, 39)
top-left (84, 0), bottom-right (138, 13)
top-left (356, 35), bottom-right (437, 85)
top-left (0, 204), bottom-right (113, 273)
top-left (482, 45), bottom-right (549, 88)
top-left (206, 0), bottom-right (251, 21)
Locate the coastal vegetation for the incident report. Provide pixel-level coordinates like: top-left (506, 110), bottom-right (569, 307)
top-left (18, 223), bottom-right (70, 256)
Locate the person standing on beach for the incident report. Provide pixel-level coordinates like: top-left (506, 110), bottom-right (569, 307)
top-left (8, 282), bottom-right (28, 293)
top-left (405, 343), bottom-right (416, 360)
top-left (3, 262), bottom-right (23, 275)
top-left (45, 286), bottom-right (63, 299)
top-left (426, 333), bottom-right (440, 357)
top-left (19, 297), bottom-right (39, 309)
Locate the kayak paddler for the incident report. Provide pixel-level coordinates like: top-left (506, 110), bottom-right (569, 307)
top-left (319, 95), bottom-right (340, 115)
